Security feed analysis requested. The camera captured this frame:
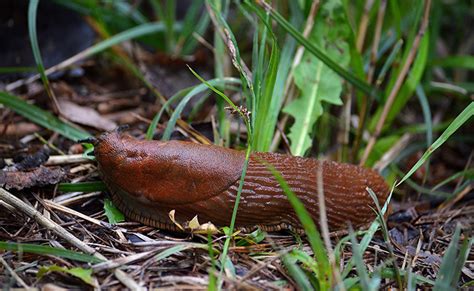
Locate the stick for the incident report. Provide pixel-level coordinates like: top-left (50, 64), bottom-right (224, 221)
top-left (0, 188), bottom-right (143, 290)
top-left (360, 0), bottom-right (432, 165)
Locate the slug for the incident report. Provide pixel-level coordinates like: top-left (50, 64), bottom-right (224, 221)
top-left (93, 131), bottom-right (389, 232)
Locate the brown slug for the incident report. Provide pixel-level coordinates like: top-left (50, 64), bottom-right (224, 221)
top-left (93, 131), bottom-right (389, 232)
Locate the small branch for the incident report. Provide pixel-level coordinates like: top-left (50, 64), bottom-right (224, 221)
top-left (351, 0), bottom-right (387, 162)
top-left (92, 250), bottom-right (155, 272)
top-left (45, 154), bottom-right (90, 166)
top-left (43, 199), bottom-right (122, 230)
top-left (373, 133), bottom-right (411, 172)
top-left (356, 0), bottom-right (375, 52)
top-left (367, 0), bottom-right (387, 84)
top-left (360, 0), bottom-right (432, 165)
top-left (316, 167), bottom-right (345, 290)
top-left (0, 188), bottom-right (143, 290)
top-left (0, 256), bottom-right (29, 289)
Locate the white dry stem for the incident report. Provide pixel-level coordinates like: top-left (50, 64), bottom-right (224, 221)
top-left (0, 188), bottom-right (144, 290)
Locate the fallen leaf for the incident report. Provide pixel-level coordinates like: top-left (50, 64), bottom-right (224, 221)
top-left (59, 100), bottom-right (116, 131)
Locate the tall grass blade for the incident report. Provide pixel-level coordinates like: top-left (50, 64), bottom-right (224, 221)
top-left (251, 12), bottom-right (281, 152)
top-left (397, 102), bottom-right (474, 186)
top-left (28, 0), bottom-right (54, 100)
top-left (265, 163), bottom-right (330, 288)
top-left (0, 242), bottom-right (103, 263)
top-left (434, 226), bottom-right (472, 290)
top-left (58, 181), bottom-right (107, 192)
top-left (250, 0), bottom-right (375, 96)
top-left (0, 92), bottom-right (90, 141)
top-left (281, 254), bottom-right (313, 290)
top-left (161, 77), bottom-right (241, 140)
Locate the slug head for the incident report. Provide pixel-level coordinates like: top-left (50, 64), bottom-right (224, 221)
top-left (94, 131), bottom-right (246, 205)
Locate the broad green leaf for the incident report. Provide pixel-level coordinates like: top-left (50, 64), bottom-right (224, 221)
top-left (235, 228), bottom-right (266, 246)
top-left (288, 249), bottom-right (319, 275)
top-left (38, 265), bottom-right (94, 286)
top-left (104, 198), bottom-right (125, 224)
top-left (249, 0), bottom-right (373, 96)
top-left (283, 0), bottom-right (351, 156)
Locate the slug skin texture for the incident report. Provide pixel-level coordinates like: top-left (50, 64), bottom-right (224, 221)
top-left (95, 132), bottom-right (389, 232)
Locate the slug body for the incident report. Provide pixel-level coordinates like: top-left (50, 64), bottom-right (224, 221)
top-left (95, 132), bottom-right (389, 232)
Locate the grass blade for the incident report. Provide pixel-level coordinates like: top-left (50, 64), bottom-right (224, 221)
top-left (281, 253), bottom-right (313, 290)
top-left (7, 21), bottom-right (181, 91)
top-left (155, 243), bottom-right (207, 261)
top-left (251, 0), bottom-right (375, 97)
top-left (161, 77), bottom-right (241, 141)
top-left (432, 55), bottom-right (474, 70)
top-left (28, 0), bottom-right (56, 105)
top-left (348, 229), bottom-right (378, 291)
top-left (251, 15), bottom-right (281, 152)
top-left (397, 102), bottom-right (474, 186)
top-left (433, 226), bottom-right (471, 290)
top-left (0, 92), bottom-right (90, 141)
top-left (0, 241), bottom-right (103, 264)
top-left (264, 163), bottom-right (330, 288)
top-left (58, 181), bottom-right (107, 192)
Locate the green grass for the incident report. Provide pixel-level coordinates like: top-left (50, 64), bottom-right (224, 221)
top-left (0, 242), bottom-right (103, 264)
top-left (0, 92), bottom-right (90, 141)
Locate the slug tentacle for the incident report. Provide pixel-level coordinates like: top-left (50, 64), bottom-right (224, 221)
top-left (95, 132), bottom-right (389, 232)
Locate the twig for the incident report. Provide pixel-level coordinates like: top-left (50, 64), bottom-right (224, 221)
top-left (337, 92), bottom-right (352, 162)
top-left (0, 188), bottom-right (143, 290)
top-left (360, 0), bottom-right (432, 165)
top-left (192, 32), bottom-right (215, 53)
top-left (356, 0), bottom-right (375, 51)
top-left (367, 0), bottom-right (387, 84)
top-left (52, 191), bottom-right (102, 206)
top-left (373, 133), bottom-right (411, 172)
top-left (351, 0), bottom-right (386, 163)
top-left (43, 199), bottom-right (122, 230)
top-left (316, 166), bottom-right (345, 290)
top-left (0, 200), bottom-right (16, 212)
top-left (0, 256), bottom-right (30, 289)
top-left (44, 154), bottom-right (90, 166)
top-left (92, 250), bottom-right (155, 272)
